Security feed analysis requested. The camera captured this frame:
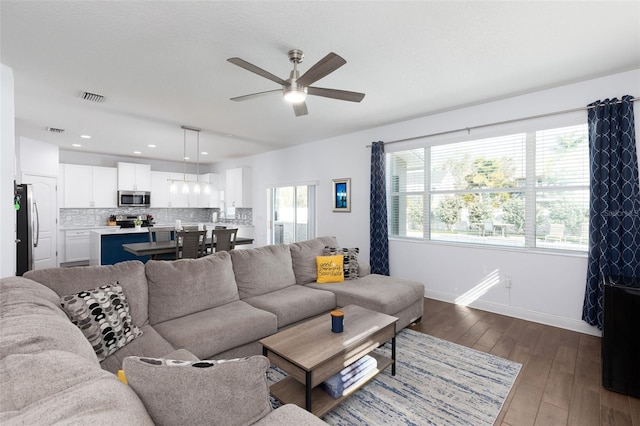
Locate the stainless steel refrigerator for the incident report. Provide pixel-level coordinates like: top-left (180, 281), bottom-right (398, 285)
top-left (15, 183), bottom-right (39, 276)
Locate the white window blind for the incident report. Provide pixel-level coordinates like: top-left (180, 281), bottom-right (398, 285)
top-left (386, 122), bottom-right (589, 252)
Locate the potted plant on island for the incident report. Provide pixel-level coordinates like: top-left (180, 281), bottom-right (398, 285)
top-left (133, 219), bottom-right (143, 230)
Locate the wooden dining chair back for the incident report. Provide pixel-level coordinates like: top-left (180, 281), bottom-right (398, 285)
top-left (175, 230), bottom-right (207, 259)
top-left (213, 228), bottom-right (238, 252)
top-left (148, 226), bottom-right (174, 243)
top-left (147, 226), bottom-right (176, 260)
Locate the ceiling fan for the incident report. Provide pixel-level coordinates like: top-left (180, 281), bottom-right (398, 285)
top-left (227, 49), bottom-right (365, 117)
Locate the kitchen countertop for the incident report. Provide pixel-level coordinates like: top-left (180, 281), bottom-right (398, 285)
top-left (91, 227), bottom-right (150, 235)
top-left (60, 225), bottom-right (120, 231)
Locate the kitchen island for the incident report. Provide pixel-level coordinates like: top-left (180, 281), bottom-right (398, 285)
top-left (89, 227), bottom-right (152, 266)
top-left (89, 223), bottom-right (255, 266)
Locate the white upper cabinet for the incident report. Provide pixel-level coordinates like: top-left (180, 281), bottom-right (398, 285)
top-left (92, 166), bottom-right (118, 207)
top-left (225, 167), bottom-right (252, 208)
top-left (198, 173), bottom-right (220, 208)
top-left (61, 164), bottom-right (117, 208)
top-left (150, 171), bottom-right (171, 208)
top-left (117, 162), bottom-right (151, 191)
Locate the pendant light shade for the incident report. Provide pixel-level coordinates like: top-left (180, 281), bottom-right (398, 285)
top-left (169, 126), bottom-right (202, 195)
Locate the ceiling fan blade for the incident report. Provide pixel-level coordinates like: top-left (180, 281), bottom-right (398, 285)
top-left (296, 52), bottom-right (346, 87)
top-left (307, 86), bottom-right (366, 102)
top-left (230, 89), bottom-right (282, 102)
top-left (227, 57), bottom-right (287, 86)
top-left (293, 102), bottom-right (308, 117)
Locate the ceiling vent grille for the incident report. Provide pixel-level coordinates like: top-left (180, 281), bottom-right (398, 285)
top-left (80, 91), bottom-right (105, 103)
top-left (46, 127), bottom-right (65, 134)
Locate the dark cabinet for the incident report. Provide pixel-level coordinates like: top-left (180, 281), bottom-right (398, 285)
top-left (602, 277), bottom-right (640, 398)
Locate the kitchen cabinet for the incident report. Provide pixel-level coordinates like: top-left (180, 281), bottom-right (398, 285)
top-left (225, 167), bottom-right (252, 208)
top-left (64, 229), bottom-right (91, 262)
top-left (117, 162), bottom-right (151, 191)
top-left (197, 173), bottom-right (220, 208)
top-left (151, 171), bottom-right (219, 208)
top-left (61, 164), bottom-right (118, 208)
top-left (150, 171), bottom-right (171, 207)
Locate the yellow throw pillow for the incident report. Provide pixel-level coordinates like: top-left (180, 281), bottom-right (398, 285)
top-left (316, 255), bottom-right (344, 283)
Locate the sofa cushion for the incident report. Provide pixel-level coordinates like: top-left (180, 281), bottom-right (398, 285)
top-left (306, 274), bottom-right (425, 317)
top-left (152, 300), bottom-right (277, 359)
top-left (0, 279), bottom-right (98, 360)
top-left (324, 247), bottom-right (360, 280)
top-left (99, 324), bottom-right (178, 374)
top-left (0, 277), bottom-right (67, 320)
top-left (146, 252), bottom-right (240, 325)
top-left (123, 355), bottom-right (272, 426)
top-left (60, 282), bottom-right (143, 361)
top-left (24, 260), bottom-right (149, 328)
top-left (254, 404), bottom-right (328, 426)
top-left (0, 350), bottom-right (117, 412)
top-left (242, 285), bottom-right (336, 328)
top-left (231, 244), bottom-right (297, 298)
top-left (316, 255), bottom-right (344, 283)
top-left (289, 236), bottom-right (339, 284)
top-left (0, 365), bottom-right (153, 425)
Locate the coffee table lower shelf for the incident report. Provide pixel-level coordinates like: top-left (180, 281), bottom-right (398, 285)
top-left (269, 352), bottom-right (393, 418)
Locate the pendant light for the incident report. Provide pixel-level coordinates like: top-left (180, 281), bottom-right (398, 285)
top-left (169, 126), bottom-right (202, 194)
top-left (181, 127), bottom-right (190, 194)
top-left (193, 129), bottom-right (201, 195)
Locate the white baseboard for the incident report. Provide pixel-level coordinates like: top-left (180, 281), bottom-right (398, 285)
top-left (425, 290), bottom-right (601, 337)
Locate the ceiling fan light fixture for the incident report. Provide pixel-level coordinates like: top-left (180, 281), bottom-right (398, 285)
top-left (283, 88), bottom-right (307, 103)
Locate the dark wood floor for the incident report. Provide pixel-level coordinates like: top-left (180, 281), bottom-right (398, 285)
top-left (408, 298), bottom-right (640, 426)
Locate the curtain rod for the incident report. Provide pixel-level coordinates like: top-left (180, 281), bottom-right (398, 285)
top-left (367, 96), bottom-right (639, 147)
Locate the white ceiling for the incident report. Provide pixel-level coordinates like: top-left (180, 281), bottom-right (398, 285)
top-left (2, 1), bottom-right (639, 165)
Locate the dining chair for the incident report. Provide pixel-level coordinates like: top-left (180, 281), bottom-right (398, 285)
top-left (148, 226), bottom-right (176, 260)
top-left (148, 226), bottom-right (174, 243)
top-left (175, 230), bottom-right (207, 259)
top-left (212, 228), bottom-right (238, 252)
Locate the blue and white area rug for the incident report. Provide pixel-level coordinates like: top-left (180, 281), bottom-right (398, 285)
top-left (267, 328), bottom-right (521, 426)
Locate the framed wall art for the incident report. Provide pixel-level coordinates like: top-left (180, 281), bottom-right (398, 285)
top-left (332, 178), bottom-right (351, 212)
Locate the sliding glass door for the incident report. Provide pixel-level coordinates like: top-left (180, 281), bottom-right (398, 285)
top-left (268, 184), bottom-right (316, 244)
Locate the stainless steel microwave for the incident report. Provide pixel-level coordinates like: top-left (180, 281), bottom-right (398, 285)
top-left (118, 190), bottom-right (151, 207)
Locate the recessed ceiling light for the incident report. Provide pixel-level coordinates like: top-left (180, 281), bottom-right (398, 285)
top-left (134, 151), bottom-right (142, 154)
top-left (72, 143), bottom-right (82, 147)
top-left (80, 134), bottom-right (91, 139)
top-left (148, 144), bottom-right (156, 148)
top-left (184, 156), bottom-right (190, 160)
top-left (201, 151), bottom-right (208, 155)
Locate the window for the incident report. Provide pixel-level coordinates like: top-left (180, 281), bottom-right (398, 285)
top-left (387, 123), bottom-right (589, 252)
top-left (267, 184), bottom-right (316, 244)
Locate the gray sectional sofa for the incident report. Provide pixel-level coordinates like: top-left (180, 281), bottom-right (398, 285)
top-left (0, 236), bottom-right (424, 425)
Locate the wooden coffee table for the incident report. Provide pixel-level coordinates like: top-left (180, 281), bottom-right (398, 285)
top-left (260, 304), bottom-right (398, 417)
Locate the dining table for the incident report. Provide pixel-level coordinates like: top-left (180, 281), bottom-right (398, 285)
top-left (122, 237), bottom-right (254, 258)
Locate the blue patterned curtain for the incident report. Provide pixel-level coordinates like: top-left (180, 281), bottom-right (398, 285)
top-left (370, 141), bottom-right (389, 275)
top-left (583, 95), bottom-right (640, 329)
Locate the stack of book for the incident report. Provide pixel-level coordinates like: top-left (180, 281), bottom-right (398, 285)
top-left (320, 355), bottom-right (378, 398)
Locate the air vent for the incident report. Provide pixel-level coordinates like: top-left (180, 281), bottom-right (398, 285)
top-left (46, 127), bottom-right (65, 134)
top-left (80, 91), bottom-right (105, 103)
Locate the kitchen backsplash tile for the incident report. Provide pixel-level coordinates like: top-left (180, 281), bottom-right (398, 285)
top-left (60, 207), bottom-right (253, 228)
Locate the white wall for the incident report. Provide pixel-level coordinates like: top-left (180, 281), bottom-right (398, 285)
top-left (218, 69), bottom-right (640, 336)
top-left (17, 136), bottom-right (59, 178)
top-left (1, 64), bottom-right (16, 278)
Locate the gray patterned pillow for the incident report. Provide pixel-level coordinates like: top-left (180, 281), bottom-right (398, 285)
top-left (324, 246), bottom-right (360, 279)
top-left (60, 282), bottom-right (143, 361)
top-left (123, 355), bottom-right (272, 426)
